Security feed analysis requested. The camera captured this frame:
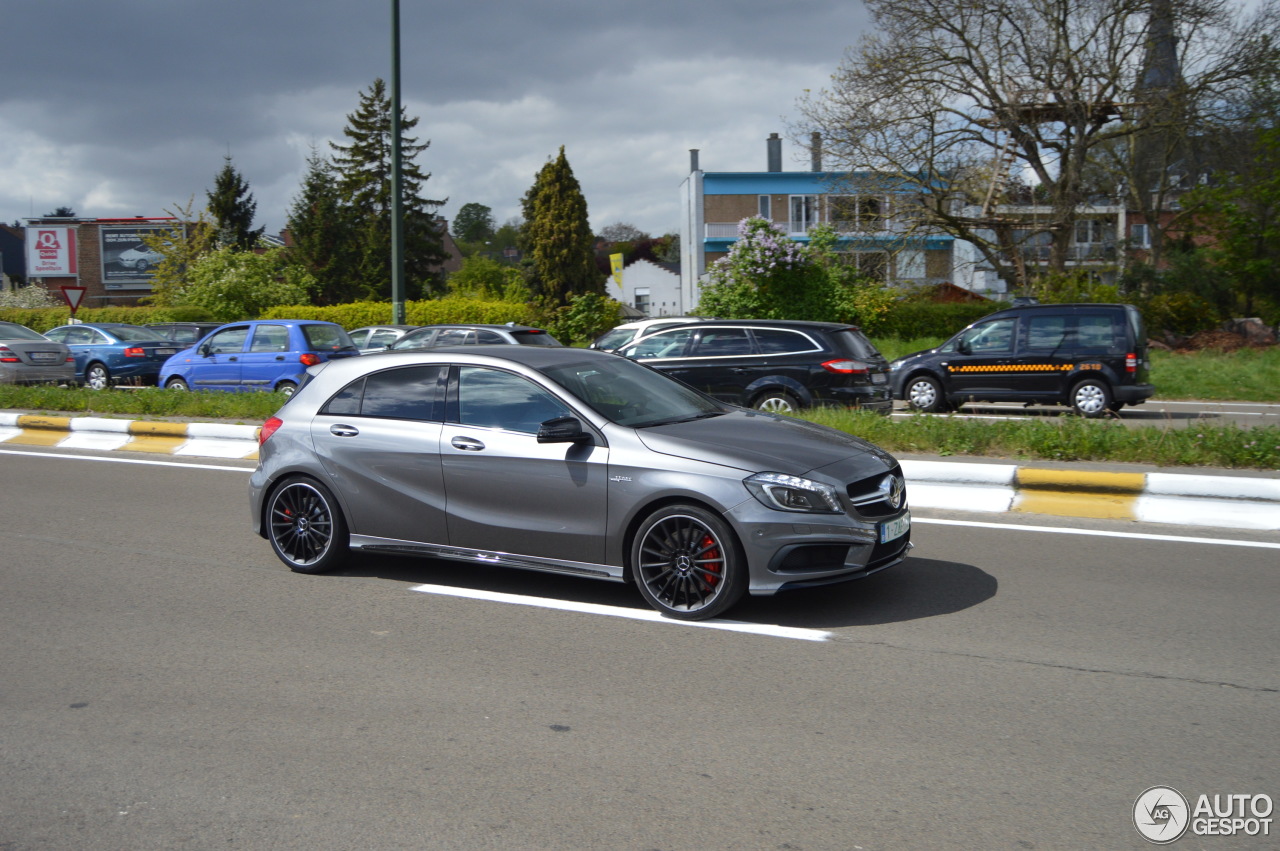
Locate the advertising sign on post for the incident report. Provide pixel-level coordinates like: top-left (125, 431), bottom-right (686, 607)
top-left (26, 227), bottom-right (78, 277)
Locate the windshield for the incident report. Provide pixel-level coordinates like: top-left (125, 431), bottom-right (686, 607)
top-left (0, 322), bottom-right (50, 341)
top-left (541, 355), bottom-right (727, 428)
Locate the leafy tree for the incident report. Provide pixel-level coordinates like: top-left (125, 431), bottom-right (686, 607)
top-left (139, 198), bottom-right (218, 308)
top-left (797, 0), bottom-right (1279, 288)
top-left (176, 245), bottom-right (316, 321)
top-left (452, 202), bottom-right (496, 243)
top-left (207, 155), bottom-right (264, 250)
top-left (42, 206), bottom-right (76, 218)
top-left (698, 217), bottom-right (820, 319)
top-left (446, 255), bottom-right (529, 301)
top-left (329, 78), bottom-right (448, 299)
top-left (520, 146), bottom-right (598, 304)
top-left (287, 148), bottom-right (366, 304)
top-left (598, 222), bottom-right (648, 243)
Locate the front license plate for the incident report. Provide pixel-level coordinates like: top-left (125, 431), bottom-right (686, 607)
top-left (879, 511), bottom-right (910, 543)
top-left (156, 348), bottom-right (177, 355)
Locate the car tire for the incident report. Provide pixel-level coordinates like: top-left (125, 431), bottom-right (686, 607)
top-left (1070, 379), bottom-right (1112, 418)
top-left (631, 504), bottom-right (747, 620)
top-left (165, 377), bottom-right (190, 391)
top-left (905, 375), bottom-right (949, 413)
top-left (84, 362), bottom-right (111, 391)
top-left (753, 390), bottom-right (799, 414)
top-left (265, 476), bottom-right (349, 574)
top-left (276, 381), bottom-right (298, 397)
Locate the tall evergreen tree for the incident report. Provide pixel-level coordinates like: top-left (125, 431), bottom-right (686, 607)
top-left (520, 146), bottom-right (598, 303)
top-left (287, 148), bottom-right (366, 304)
top-left (207, 155), bottom-right (263, 250)
top-left (329, 78), bottom-right (447, 299)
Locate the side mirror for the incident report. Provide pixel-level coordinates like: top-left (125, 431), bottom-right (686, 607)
top-left (956, 338), bottom-right (972, 355)
top-left (198, 343), bottom-right (213, 357)
top-left (537, 416), bottom-right (592, 445)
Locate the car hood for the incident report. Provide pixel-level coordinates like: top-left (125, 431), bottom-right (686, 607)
top-left (635, 410), bottom-right (898, 480)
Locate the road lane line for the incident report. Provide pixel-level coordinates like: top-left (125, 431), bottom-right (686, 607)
top-left (0, 447), bottom-right (249, 471)
top-left (409, 584), bottom-right (834, 640)
top-left (914, 517), bottom-right (1280, 549)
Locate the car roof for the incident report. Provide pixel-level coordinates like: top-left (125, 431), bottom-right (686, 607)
top-left (410, 323), bottom-right (545, 332)
top-left (637, 319), bottom-right (860, 332)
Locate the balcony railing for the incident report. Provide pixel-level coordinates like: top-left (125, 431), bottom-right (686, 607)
top-left (705, 219), bottom-right (911, 238)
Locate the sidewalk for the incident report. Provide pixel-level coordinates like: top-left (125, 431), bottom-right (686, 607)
top-left (2, 412), bottom-right (1277, 532)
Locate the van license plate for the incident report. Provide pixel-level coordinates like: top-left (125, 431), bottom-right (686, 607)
top-left (880, 512), bottom-right (910, 543)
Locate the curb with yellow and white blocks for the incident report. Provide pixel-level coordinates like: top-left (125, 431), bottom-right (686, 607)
top-left (901, 460), bottom-right (1280, 532)
top-left (0, 413), bottom-right (260, 460)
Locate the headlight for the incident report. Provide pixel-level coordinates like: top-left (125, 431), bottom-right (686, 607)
top-left (744, 472), bottom-right (842, 514)
top-left (889, 358), bottom-right (903, 371)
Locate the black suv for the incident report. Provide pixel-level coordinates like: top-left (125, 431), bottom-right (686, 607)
top-left (889, 303), bottom-right (1154, 417)
top-left (619, 319), bottom-right (892, 413)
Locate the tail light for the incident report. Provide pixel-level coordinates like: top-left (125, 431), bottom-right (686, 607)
top-left (0, 346), bottom-right (18, 363)
top-left (300, 353), bottom-right (321, 366)
top-left (822, 358), bottom-right (869, 374)
top-left (124, 346), bottom-right (146, 358)
top-left (1126, 353), bottom-right (1137, 373)
top-left (259, 416), bottom-right (283, 445)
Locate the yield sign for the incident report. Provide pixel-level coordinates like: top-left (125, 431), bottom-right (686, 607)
top-left (60, 286), bottom-right (87, 314)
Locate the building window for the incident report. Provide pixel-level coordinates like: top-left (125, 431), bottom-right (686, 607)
top-left (633, 288), bottom-right (651, 315)
top-left (1130, 223), bottom-right (1151, 248)
top-left (1074, 219), bottom-right (1108, 245)
top-left (758, 195), bottom-right (771, 220)
top-left (828, 195), bottom-right (888, 232)
top-left (788, 195), bottom-right (819, 234)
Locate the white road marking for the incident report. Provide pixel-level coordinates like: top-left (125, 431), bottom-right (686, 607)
top-left (914, 517), bottom-right (1280, 549)
top-left (409, 584), bottom-right (834, 640)
top-left (0, 447), bottom-right (249, 471)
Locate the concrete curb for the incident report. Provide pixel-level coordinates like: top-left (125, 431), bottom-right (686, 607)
top-left (901, 459), bottom-right (1280, 531)
top-left (1, 413), bottom-right (1276, 531)
top-left (0, 413), bottom-right (260, 460)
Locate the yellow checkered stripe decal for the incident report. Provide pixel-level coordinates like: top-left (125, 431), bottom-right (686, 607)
top-left (947, 364), bottom-right (1075, 373)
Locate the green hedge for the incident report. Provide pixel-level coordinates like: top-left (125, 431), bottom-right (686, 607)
top-left (0, 306), bottom-right (217, 334)
top-left (259, 298), bottom-right (539, 328)
top-left (875, 301), bottom-right (996, 338)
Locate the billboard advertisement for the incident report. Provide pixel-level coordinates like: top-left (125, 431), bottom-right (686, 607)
top-left (26, 227), bottom-right (78, 277)
top-left (101, 225), bottom-right (171, 287)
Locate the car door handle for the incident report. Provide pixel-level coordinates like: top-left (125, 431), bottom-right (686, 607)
top-left (275, 356), bottom-right (285, 361)
top-left (731, 368), bottom-right (751, 374)
top-left (450, 436), bottom-right (485, 451)
top-left (329, 424), bottom-right (359, 437)
top-left (228, 356), bottom-right (238, 362)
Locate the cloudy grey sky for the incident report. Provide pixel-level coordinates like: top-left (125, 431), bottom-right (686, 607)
top-left (1, 1), bottom-right (872, 239)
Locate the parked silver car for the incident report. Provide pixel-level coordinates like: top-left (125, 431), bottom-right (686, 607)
top-left (249, 346), bottom-right (911, 620)
top-left (0, 321), bottom-right (75, 385)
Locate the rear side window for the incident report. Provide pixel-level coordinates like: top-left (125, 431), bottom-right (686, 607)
top-left (1076, 314), bottom-right (1120, 351)
top-left (303, 324), bottom-right (354, 351)
top-left (322, 365), bottom-right (445, 421)
top-left (693, 328), bottom-right (754, 356)
top-left (249, 324), bottom-right (290, 352)
top-left (1025, 315), bottom-right (1070, 350)
top-left (752, 328), bottom-right (820, 355)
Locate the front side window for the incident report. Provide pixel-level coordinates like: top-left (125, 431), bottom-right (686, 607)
top-left (961, 318), bottom-right (1016, 354)
top-left (206, 327), bottom-right (250, 354)
top-left (456, 367), bottom-right (571, 434)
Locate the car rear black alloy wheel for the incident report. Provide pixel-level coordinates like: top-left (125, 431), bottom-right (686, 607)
top-left (266, 477), bottom-right (348, 574)
top-left (632, 505), bottom-right (745, 620)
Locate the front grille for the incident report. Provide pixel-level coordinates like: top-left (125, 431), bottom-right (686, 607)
top-left (845, 465), bottom-right (908, 519)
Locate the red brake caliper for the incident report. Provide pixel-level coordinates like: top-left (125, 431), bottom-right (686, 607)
top-left (700, 534), bottom-right (721, 586)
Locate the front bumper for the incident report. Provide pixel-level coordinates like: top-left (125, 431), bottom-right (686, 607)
top-left (727, 498), bottom-right (911, 595)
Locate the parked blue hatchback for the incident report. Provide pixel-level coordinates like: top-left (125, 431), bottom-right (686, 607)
top-left (42, 323), bottom-right (183, 389)
top-left (159, 320), bottom-right (360, 395)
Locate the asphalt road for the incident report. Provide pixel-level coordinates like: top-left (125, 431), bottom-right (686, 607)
top-left (891, 398), bottom-right (1280, 429)
top-left (2, 447), bottom-right (1277, 850)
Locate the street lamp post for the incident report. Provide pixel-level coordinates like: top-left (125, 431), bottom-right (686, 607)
top-left (389, 0), bottom-right (406, 324)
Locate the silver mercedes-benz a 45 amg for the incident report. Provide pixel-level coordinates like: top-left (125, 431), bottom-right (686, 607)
top-left (249, 346), bottom-right (911, 620)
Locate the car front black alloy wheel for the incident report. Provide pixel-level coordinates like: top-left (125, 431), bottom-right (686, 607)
top-left (266, 476), bottom-right (349, 574)
top-left (632, 505), bottom-right (746, 620)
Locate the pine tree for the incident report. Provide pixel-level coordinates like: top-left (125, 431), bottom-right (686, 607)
top-left (207, 155), bottom-right (264, 250)
top-left (287, 148), bottom-right (367, 304)
top-left (520, 146), bottom-right (598, 304)
top-left (329, 78), bottom-right (447, 299)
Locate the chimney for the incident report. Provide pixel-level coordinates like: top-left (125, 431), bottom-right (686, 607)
top-left (767, 133), bottom-right (782, 172)
top-left (690, 149), bottom-right (700, 173)
top-left (810, 132), bottom-right (823, 171)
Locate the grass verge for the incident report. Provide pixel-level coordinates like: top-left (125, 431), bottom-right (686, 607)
top-left (800, 408), bottom-right (1280, 470)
